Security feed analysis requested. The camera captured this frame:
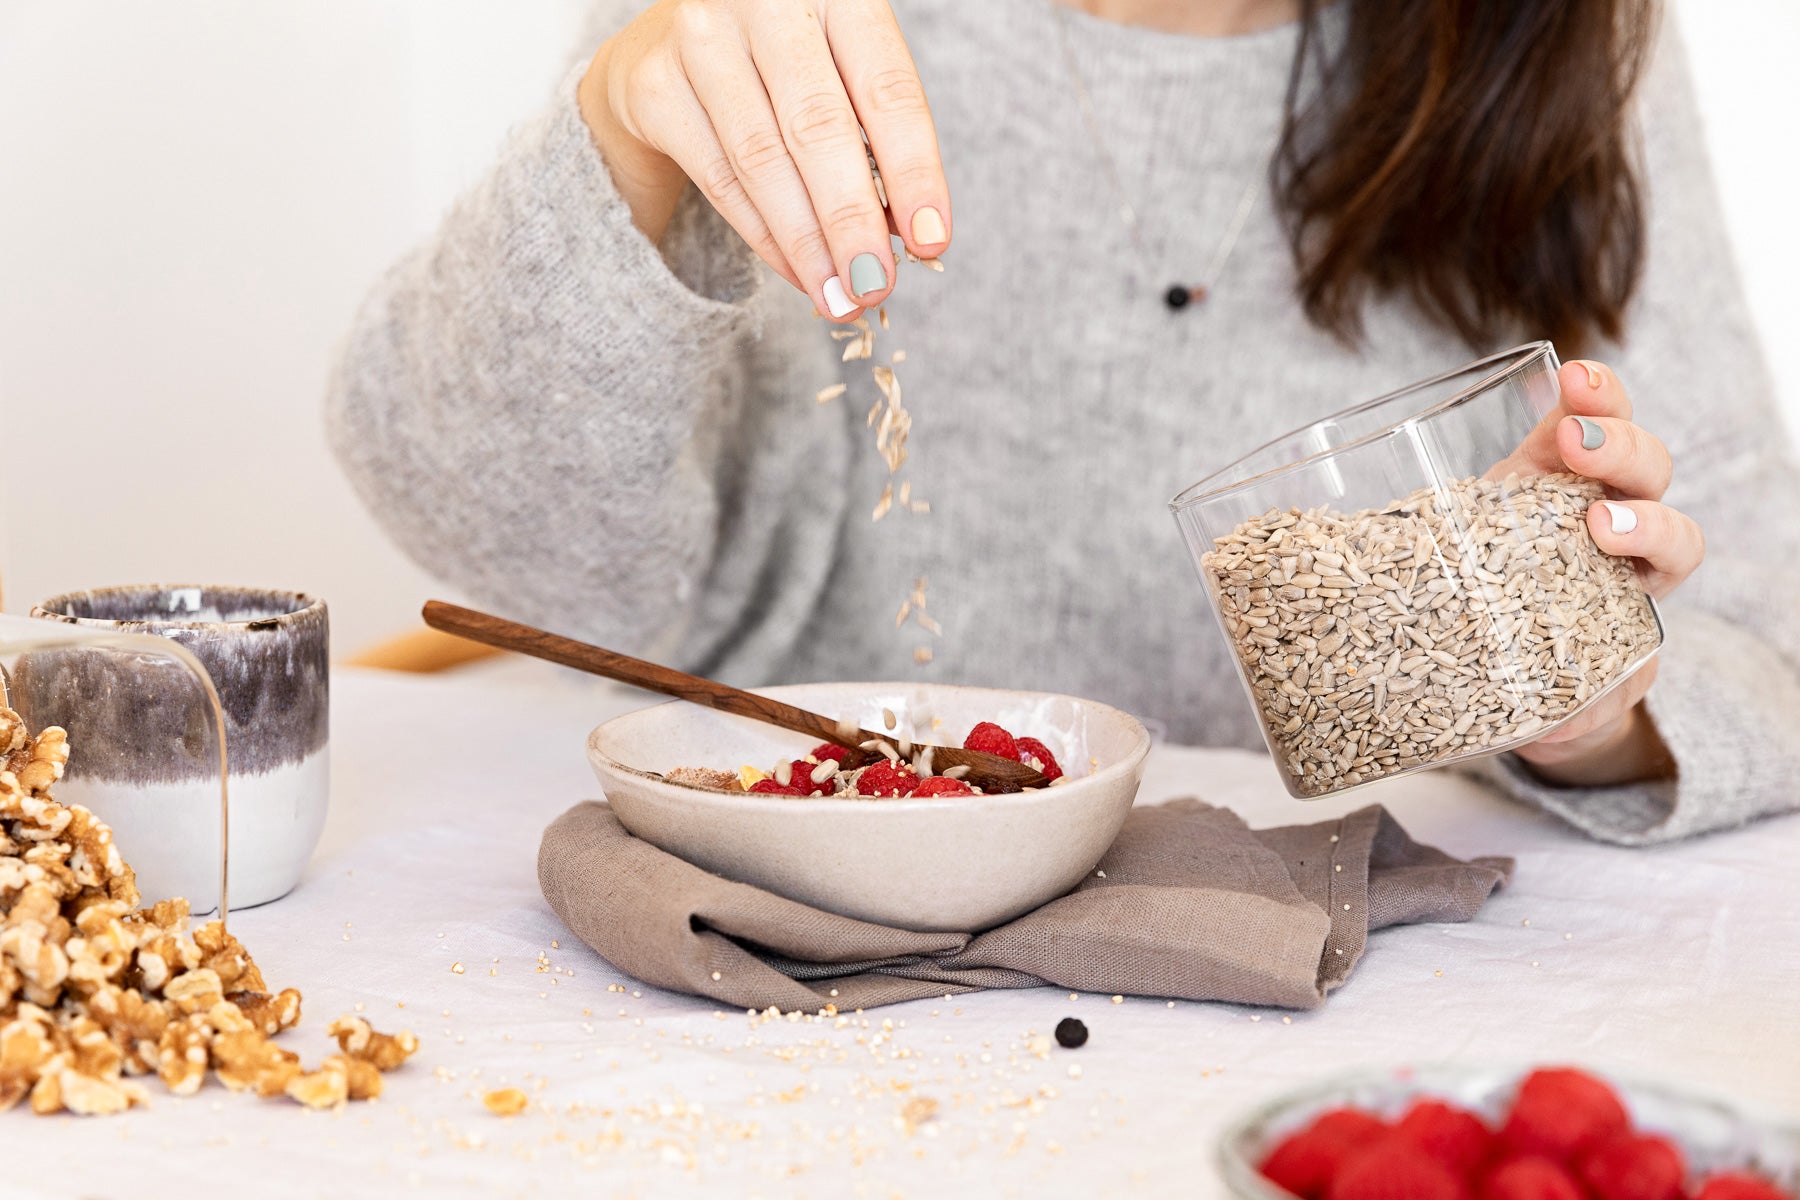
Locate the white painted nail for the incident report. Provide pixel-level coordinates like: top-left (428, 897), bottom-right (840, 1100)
top-left (822, 275), bottom-right (857, 318)
top-left (1601, 501), bottom-right (1638, 535)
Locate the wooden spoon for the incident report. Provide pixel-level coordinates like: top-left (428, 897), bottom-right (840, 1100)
top-left (420, 601), bottom-right (1049, 793)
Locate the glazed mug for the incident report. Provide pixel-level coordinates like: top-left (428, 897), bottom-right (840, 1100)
top-left (20, 585), bottom-right (329, 909)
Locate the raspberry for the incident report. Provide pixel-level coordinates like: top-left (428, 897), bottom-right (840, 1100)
top-left (1329, 1137), bottom-right (1468, 1200)
top-left (1397, 1099), bottom-right (1494, 1177)
top-left (1576, 1135), bottom-right (1685, 1200)
top-left (1500, 1068), bottom-right (1630, 1163)
top-left (1014, 736), bottom-right (1064, 781)
top-left (1481, 1157), bottom-right (1584, 1200)
top-left (1311, 1109), bottom-right (1391, 1145)
top-left (748, 778), bottom-right (808, 796)
top-left (963, 721), bottom-right (1019, 760)
top-left (810, 743), bottom-right (852, 763)
top-left (1262, 1128), bottom-right (1352, 1200)
top-left (1260, 1110), bottom-right (1390, 1200)
top-left (853, 760), bottom-right (919, 797)
top-left (912, 776), bottom-right (975, 797)
top-left (783, 760), bottom-right (835, 795)
top-left (1696, 1174), bottom-right (1794, 1200)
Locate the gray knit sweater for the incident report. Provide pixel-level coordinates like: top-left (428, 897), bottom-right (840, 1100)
top-left (328, 0), bottom-right (1800, 845)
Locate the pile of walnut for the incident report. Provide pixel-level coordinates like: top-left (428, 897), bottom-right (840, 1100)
top-left (0, 705), bottom-right (417, 1114)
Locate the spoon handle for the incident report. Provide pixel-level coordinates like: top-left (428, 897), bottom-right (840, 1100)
top-left (421, 600), bottom-right (854, 747)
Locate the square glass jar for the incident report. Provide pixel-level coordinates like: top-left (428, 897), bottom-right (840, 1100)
top-left (1170, 342), bottom-right (1663, 798)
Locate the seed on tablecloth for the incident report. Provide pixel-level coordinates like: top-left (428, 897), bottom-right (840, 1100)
top-left (1067, 1064), bottom-right (1082, 1078)
top-left (482, 1088), bottom-right (528, 1117)
top-left (451, 962), bottom-right (464, 974)
top-left (1110, 995), bottom-right (1123, 1005)
top-left (1054, 1018), bottom-right (1088, 1049)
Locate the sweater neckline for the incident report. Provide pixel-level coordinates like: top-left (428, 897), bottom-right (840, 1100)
top-left (1001, 0), bottom-right (1308, 68)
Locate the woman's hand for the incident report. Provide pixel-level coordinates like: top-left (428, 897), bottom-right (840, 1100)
top-left (577, 0), bottom-right (951, 321)
top-left (1490, 360), bottom-right (1705, 787)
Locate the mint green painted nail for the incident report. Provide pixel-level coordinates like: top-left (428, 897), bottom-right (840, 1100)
top-left (1573, 416), bottom-right (1605, 450)
top-left (849, 253), bottom-right (886, 297)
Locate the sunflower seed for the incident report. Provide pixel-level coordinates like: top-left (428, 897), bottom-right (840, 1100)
top-left (1202, 473), bottom-right (1659, 796)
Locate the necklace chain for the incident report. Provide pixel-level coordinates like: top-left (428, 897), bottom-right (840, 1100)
top-left (1053, 5), bottom-right (1266, 305)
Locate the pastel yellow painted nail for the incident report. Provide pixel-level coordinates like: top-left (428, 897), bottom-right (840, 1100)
top-left (911, 205), bottom-right (948, 247)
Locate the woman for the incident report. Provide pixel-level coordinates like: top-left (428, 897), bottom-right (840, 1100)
top-left (328, 0), bottom-right (1800, 844)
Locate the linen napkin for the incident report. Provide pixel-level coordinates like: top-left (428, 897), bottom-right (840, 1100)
top-left (538, 799), bottom-right (1512, 1012)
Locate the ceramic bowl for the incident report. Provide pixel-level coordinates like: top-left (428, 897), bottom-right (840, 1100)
top-left (1218, 1064), bottom-right (1800, 1198)
top-left (585, 681), bottom-right (1151, 932)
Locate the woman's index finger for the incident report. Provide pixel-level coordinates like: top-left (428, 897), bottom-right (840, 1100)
top-left (824, 0), bottom-right (951, 255)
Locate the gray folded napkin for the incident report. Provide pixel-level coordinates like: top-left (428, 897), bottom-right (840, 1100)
top-left (538, 799), bottom-right (1512, 1012)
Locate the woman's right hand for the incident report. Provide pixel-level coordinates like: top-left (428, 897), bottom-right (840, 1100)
top-left (578, 0), bottom-right (952, 321)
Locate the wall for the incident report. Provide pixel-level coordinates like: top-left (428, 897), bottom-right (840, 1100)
top-left (0, 1), bottom-right (589, 653)
top-left (2, 1), bottom-right (1795, 656)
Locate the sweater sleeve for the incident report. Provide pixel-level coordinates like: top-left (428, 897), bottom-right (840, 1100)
top-left (325, 58), bottom-right (765, 656)
top-left (1476, 18), bottom-right (1800, 845)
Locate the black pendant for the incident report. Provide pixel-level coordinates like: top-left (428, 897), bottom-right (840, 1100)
top-left (1165, 284), bottom-right (1207, 311)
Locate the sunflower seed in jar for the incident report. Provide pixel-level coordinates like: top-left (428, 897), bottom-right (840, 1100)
top-left (1202, 473), bottom-right (1660, 796)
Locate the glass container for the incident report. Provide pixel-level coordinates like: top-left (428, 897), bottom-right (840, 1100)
top-left (1170, 342), bottom-right (1662, 799)
top-left (1, 612), bottom-right (232, 918)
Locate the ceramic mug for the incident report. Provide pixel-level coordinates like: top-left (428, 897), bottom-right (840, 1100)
top-left (20, 585), bottom-right (329, 909)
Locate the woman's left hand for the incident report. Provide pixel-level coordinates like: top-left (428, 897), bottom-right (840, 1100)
top-left (1488, 359), bottom-right (1706, 787)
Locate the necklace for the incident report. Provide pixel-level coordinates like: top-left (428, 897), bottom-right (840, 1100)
top-left (1052, 5), bottom-right (1266, 311)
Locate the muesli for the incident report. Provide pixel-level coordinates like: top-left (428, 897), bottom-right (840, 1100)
top-left (665, 718), bottom-right (1068, 799)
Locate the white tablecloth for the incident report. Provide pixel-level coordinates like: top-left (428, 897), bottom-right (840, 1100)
top-left (33, 665), bottom-right (1800, 1199)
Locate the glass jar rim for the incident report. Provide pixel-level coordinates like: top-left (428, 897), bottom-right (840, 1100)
top-left (1168, 340), bottom-right (1556, 513)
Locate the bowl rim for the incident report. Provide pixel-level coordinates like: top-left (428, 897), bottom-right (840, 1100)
top-left (1168, 340), bottom-right (1556, 513)
top-left (586, 680), bottom-right (1152, 813)
top-left (32, 585), bottom-right (325, 631)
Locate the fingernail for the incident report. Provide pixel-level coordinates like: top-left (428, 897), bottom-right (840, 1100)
top-left (849, 252), bottom-right (887, 298)
top-left (1582, 362), bottom-right (1605, 389)
top-left (1601, 501), bottom-right (1638, 534)
top-left (1571, 415), bottom-right (1605, 451)
top-left (910, 206), bottom-right (947, 246)
top-left (822, 275), bottom-right (857, 318)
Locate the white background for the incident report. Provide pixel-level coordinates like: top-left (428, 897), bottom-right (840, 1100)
top-left (2, 1), bottom-right (1796, 657)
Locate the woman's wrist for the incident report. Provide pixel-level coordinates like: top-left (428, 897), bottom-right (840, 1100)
top-left (1516, 703), bottom-right (1678, 789)
top-left (576, 42), bottom-right (689, 244)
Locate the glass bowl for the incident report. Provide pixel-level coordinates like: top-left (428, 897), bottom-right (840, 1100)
top-left (1217, 1064), bottom-right (1800, 1199)
top-left (1171, 342), bottom-right (1662, 799)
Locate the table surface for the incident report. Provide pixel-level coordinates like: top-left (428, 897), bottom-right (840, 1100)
top-left (32, 664), bottom-right (1800, 1200)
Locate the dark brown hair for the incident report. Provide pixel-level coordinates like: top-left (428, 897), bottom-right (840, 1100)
top-left (1276, 0), bottom-right (1660, 353)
